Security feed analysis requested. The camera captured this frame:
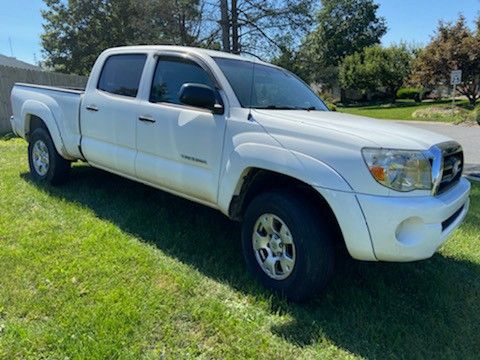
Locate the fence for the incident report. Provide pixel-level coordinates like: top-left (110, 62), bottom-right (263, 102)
top-left (0, 65), bottom-right (87, 134)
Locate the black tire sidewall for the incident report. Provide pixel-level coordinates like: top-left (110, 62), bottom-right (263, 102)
top-left (242, 191), bottom-right (335, 301)
top-left (28, 128), bottom-right (59, 183)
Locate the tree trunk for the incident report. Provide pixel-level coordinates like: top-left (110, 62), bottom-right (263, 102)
top-left (390, 87), bottom-right (397, 104)
top-left (220, 0), bottom-right (230, 52)
top-left (340, 88), bottom-right (347, 104)
top-left (231, 0), bottom-right (239, 53)
top-left (179, 13), bottom-right (186, 45)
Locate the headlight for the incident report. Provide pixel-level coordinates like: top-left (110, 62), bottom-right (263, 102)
top-left (362, 148), bottom-right (432, 192)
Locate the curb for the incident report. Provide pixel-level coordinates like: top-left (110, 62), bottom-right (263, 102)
top-left (394, 120), bottom-right (454, 126)
top-left (465, 174), bottom-right (480, 182)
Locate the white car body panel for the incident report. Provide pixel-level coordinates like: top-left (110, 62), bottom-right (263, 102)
top-left (80, 89), bottom-right (140, 177)
top-left (11, 84), bottom-right (84, 160)
top-left (10, 45), bottom-right (471, 262)
top-left (357, 177), bottom-right (470, 261)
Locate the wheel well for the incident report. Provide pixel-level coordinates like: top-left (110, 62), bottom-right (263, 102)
top-left (229, 168), bottom-right (344, 245)
top-left (26, 115), bottom-right (47, 141)
top-left (229, 168), bottom-right (347, 253)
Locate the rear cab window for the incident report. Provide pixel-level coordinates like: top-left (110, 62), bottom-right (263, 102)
top-left (98, 54), bottom-right (147, 97)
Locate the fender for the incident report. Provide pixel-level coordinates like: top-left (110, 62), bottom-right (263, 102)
top-left (21, 99), bottom-right (72, 159)
top-left (217, 142), bottom-right (353, 214)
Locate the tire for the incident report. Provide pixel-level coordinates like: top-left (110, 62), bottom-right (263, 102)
top-left (242, 190), bottom-right (335, 302)
top-left (28, 127), bottom-right (70, 185)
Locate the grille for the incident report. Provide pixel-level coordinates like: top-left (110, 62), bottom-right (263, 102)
top-left (437, 143), bottom-right (463, 195)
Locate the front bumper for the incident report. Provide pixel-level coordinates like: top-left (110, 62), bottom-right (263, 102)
top-left (317, 177), bottom-right (471, 262)
top-left (357, 177), bottom-right (470, 261)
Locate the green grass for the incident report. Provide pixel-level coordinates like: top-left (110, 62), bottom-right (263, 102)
top-left (338, 99), bottom-right (473, 122)
top-left (1, 138), bottom-right (479, 359)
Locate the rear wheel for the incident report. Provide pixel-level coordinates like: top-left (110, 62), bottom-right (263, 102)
top-left (28, 127), bottom-right (70, 185)
top-left (242, 190), bottom-right (335, 302)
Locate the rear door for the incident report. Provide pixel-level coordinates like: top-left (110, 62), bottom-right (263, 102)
top-left (135, 54), bottom-right (226, 204)
top-left (80, 53), bottom-right (147, 176)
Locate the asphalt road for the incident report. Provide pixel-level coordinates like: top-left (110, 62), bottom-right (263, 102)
top-left (401, 121), bottom-right (480, 178)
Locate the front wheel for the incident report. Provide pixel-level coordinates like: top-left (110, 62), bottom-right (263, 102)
top-left (28, 127), bottom-right (70, 185)
top-left (242, 190), bottom-right (335, 302)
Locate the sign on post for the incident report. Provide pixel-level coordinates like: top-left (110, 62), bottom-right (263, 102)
top-left (451, 70), bottom-right (462, 85)
top-left (450, 70), bottom-right (462, 107)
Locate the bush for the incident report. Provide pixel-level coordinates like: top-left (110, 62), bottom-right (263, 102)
top-left (412, 106), bottom-right (471, 123)
top-left (370, 92), bottom-right (389, 102)
top-left (317, 90), bottom-right (337, 111)
top-left (396, 87), bottom-right (422, 102)
top-left (324, 100), bottom-right (337, 111)
top-left (473, 108), bottom-right (480, 125)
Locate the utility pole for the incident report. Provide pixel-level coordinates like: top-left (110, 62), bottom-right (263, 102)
top-left (8, 37), bottom-right (14, 57)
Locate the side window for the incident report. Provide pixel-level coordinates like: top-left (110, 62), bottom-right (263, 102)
top-left (98, 54), bottom-right (147, 97)
top-left (150, 57), bottom-right (216, 104)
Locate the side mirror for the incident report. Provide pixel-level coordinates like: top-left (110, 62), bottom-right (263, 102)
top-left (178, 83), bottom-right (224, 114)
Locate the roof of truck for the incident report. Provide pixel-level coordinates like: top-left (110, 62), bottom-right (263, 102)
top-left (105, 45), bottom-right (269, 65)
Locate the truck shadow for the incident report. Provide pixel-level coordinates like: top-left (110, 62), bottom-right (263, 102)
top-left (22, 165), bottom-right (480, 358)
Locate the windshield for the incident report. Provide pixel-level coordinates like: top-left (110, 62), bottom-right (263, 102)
top-left (213, 57), bottom-right (328, 111)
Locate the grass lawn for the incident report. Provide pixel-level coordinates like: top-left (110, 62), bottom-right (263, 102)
top-left (1, 137), bottom-right (479, 359)
top-left (337, 99), bottom-right (474, 122)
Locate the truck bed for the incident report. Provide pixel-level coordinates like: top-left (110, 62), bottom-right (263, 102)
top-left (10, 82), bottom-right (85, 161)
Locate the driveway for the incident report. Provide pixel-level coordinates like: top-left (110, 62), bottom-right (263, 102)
top-left (399, 121), bottom-right (480, 179)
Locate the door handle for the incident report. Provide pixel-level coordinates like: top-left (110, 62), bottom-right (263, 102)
top-left (86, 105), bottom-right (99, 112)
top-left (138, 116), bottom-right (156, 123)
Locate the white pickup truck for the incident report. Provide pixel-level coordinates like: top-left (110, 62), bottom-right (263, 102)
top-left (10, 46), bottom-right (470, 301)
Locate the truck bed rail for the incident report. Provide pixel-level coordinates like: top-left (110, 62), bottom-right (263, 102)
top-left (14, 82), bottom-right (85, 94)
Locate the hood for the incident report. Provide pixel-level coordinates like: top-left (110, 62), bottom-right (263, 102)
top-left (253, 109), bottom-right (451, 150)
top-left (251, 109), bottom-right (454, 196)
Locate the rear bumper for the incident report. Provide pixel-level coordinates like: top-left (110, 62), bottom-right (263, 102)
top-left (317, 177), bottom-right (471, 262)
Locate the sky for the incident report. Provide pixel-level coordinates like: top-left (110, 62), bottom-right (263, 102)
top-left (0, 0), bottom-right (479, 65)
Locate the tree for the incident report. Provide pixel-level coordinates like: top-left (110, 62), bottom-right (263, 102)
top-left (215, 0), bottom-right (315, 55)
top-left (340, 45), bottom-right (412, 102)
top-left (220, 0), bottom-right (231, 51)
top-left (41, 0), bottom-right (203, 75)
top-left (298, 0), bottom-right (387, 85)
top-left (411, 16), bottom-right (480, 107)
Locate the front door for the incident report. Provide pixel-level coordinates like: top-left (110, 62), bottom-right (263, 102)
top-left (135, 55), bottom-right (226, 204)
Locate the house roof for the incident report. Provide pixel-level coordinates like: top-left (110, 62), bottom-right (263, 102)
top-left (0, 54), bottom-right (41, 71)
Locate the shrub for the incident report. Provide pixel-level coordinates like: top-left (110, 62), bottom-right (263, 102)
top-left (473, 108), bottom-right (480, 125)
top-left (396, 87), bottom-right (422, 102)
top-left (324, 100), bottom-right (337, 111)
top-left (412, 106), bottom-right (470, 123)
top-left (370, 92), bottom-right (389, 102)
top-left (317, 90), bottom-right (337, 111)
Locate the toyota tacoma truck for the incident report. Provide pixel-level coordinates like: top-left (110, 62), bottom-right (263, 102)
top-left (10, 46), bottom-right (471, 301)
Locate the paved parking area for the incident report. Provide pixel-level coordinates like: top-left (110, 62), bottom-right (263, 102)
top-left (401, 122), bottom-right (480, 179)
